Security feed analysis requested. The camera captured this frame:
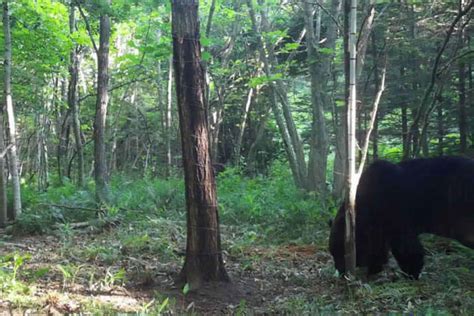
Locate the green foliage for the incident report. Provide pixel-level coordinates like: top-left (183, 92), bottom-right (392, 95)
top-left (56, 263), bottom-right (84, 290)
top-left (249, 73), bottom-right (283, 88)
top-left (0, 253), bottom-right (31, 296)
top-left (218, 162), bottom-right (331, 244)
top-left (12, 181), bottom-right (95, 235)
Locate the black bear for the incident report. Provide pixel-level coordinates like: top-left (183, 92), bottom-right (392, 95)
top-left (329, 156), bottom-right (474, 279)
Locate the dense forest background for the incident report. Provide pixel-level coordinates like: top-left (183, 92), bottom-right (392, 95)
top-left (0, 0), bottom-right (472, 314)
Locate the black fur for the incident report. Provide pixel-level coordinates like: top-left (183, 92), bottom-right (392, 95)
top-left (329, 156), bottom-right (474, 279)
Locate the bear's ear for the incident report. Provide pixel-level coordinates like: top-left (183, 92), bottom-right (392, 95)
top-left (328, 219), bottom-right (333, 227)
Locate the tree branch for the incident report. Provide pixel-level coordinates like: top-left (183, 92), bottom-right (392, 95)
top-left (357, 55), bottom-right (387, 176)
top-left (78, 75), bottom-right (155, 103)
top-left (303, 0), bottom-right (342, 32)
top-left (75, 0), bottom-right (98, 54)
top-left (0, 144), bottom-right (13, 158)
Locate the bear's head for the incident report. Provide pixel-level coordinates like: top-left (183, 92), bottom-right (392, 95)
top-left (329, 204), bottom-right (370, 275)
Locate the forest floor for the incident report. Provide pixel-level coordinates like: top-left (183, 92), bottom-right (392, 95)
top-left (0, 219), bottom-right (473, 315)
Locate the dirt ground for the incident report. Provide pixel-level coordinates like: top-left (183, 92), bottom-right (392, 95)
top-left (1, 228), bottom-right (473, 315)
top-left (0, 230), bottom-right (339, 314)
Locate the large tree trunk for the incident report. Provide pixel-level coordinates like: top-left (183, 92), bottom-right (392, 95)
top-left (3, 0), bottom-right (21, 219)
top-left (172, 0), bottom-right (229, 290)
top-left (69, 4), bottom-right (85, 187)
top-left (94, 1), bottom-right (111, 203)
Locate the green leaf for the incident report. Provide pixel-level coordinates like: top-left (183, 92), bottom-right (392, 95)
top-left (318, 47), bottom-right (334, 55)
top-left (183, 283), bottom-right (190, 295)
top-left (158, 298), bottom-right (170, 313)
top-left (202, 51), bottom-right (212, 62)
top-left (201, 37), bottom-right (212, 46)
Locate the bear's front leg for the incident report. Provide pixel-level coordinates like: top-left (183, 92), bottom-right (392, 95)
top-left (390, 234), bottom-right (424, 279)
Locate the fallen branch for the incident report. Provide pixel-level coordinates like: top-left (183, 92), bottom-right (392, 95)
top-left (0, 241), bottom-right (35, 251)
top-left (39, 203), bottom-right (97, 212)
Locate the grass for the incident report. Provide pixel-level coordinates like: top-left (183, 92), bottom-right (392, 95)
top-left (0, 164), bottom-right (472, 314)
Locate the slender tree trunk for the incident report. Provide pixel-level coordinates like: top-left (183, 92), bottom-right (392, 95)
top-left (166, 57), bottom-right (173, 177)
top-left (302, 0), bottom-right (340, 193)
top-left (246, 0), bottom-right (306, 188)
top-left (234, 87), bottom-right (253, 166)
top-left (3, 0), bottom-right (21, 218)
top-left (55, 76), bottom-right (69, 184)
top-left (469, 33), bottom-right (473, 141)
top-left (109, 91), bottom-right (127, 173)
top-left (401, 104), bottom-right (408, 155)
top-left (371, 32), bottom-right (379, 160)
top-left (208, 0), bottom-right (241, 162)
top-left (260, 2), bottom-right (307, 187)
top-left (69, 4), bottom-right (85, 187)
top-left (334, 0), bottom-right (351, 199)
top-left (333, 111), bottom-right (347, 199)
top-left (344, 0), bottom-right (357, 276)
top-left (172, 0), bottom-right (229, 290)
top-left (356, 0), bottom-right (376, 79)
top-left (247, 96), bottom-right (270, 175)
top-left (209, 99), bottom-right (223, 161)
top-left (57, 109), bottom-right (70, 183)
top-left (404, 0), bottom-right (474, 159)
top-left (437, 103), bottom-right (444, 156)
top-left (36, 112), bottom-right (49, 191)
top-left (372, 111), bottom-right (378, 159)
top-left (203, 0), bottom-right (216, 122)
top-left (458, 0), bottom-right (467, 154)
top-left (94, 1), bottom-right (111, 203)
top-left (0, 109), bottom-right (7, 227)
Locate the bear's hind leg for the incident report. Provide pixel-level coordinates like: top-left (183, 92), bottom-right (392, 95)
top-left (366, 234), bottom-right (390, 276)
top-left (390, 235), bottom-right (424, 279)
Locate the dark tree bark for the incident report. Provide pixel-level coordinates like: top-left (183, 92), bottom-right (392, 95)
top-left (172, 0), bottom-right (229, 290)
top-left (94, 0), bottom-right (111, 203)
